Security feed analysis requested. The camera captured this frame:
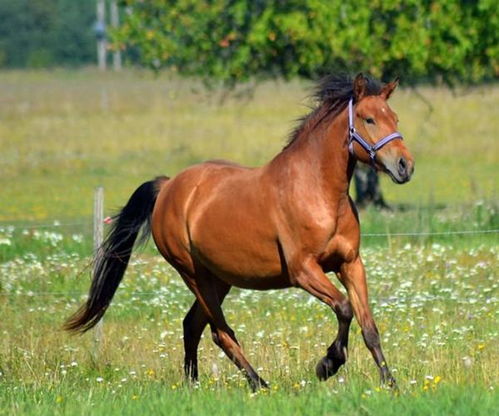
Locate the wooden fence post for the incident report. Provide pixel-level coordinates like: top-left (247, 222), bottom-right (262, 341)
top-left (93, 186), bottom-right (104, 355)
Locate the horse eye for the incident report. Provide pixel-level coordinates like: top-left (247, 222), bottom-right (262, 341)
top-left (365, 118), bottom-right (375, 125)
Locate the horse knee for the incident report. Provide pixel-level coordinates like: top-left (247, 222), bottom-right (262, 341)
top-left (211, 327), bottom-right (237, 349)
top-left (211, 330), bottom-right (223, 347)
top-left (337, 299), bottom-right (353, 322)
top-left (226, 327), bottom-right (236, 342)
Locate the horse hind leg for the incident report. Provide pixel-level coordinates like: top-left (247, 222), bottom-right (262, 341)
top-left (207, 321), bottom-right (268, 391)
top-left (192, 273), bottom-right (268, 391)
top-left (182, 282), bottom-right (231, 382)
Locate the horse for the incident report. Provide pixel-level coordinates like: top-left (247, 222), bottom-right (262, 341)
top-left (65, 73), bottom-right (414, 391)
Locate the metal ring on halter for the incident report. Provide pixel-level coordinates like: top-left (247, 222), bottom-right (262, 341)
top-left (347, 98), bottom-right (403, 163)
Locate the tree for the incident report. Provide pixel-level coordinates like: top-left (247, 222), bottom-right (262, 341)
top-left (113, 0), bottom-right (498, 86)
top-left (0, 0), bottom-right (95, 67)
top-left (111, 0), bottom-right (498, 209)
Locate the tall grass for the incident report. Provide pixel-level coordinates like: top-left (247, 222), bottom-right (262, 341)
top-left (0, 244), bottom-right (497, 415)
top-left (1, 69), bottom-right (497, 222)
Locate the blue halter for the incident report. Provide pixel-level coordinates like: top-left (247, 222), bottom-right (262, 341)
top-left (348, 98), bottom-right (403, 163)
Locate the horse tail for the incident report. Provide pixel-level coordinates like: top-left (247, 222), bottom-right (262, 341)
top-left (64, 176), bottom-right (168, 333)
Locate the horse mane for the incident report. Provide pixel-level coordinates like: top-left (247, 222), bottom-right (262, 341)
top-left (284, 73), bottom-right (383, 150)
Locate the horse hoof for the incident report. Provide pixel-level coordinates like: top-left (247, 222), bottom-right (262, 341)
top-left (382, 374), bottom-right (398, 391)
top-left (250, 377), bottom-right (269, 392)
top-left (259, 378), bottom-right (269, 389)
top-left (315, 356), bottom-right (344, 381)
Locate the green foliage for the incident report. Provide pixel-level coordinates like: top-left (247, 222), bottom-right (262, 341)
top-left (0, 0), bottom-right (95, 68)
top-left (114, 0), bottom-right (498, 85)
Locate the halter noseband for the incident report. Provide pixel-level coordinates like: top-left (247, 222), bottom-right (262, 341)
top-left (348, 98), bottom-right (403, 163)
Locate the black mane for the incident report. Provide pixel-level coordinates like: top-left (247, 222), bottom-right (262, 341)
top-left (285, 73), bottom-right (383, 149)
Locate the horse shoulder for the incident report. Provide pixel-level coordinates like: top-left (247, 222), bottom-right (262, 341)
top-left (316, 197), bottom-right (360, 270)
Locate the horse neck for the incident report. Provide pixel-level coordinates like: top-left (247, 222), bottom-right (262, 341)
top-left (270, 106), bottom-right (356, 200)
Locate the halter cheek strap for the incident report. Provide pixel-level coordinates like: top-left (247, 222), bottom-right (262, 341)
top-left (348, 98), bottom-right (403, 163)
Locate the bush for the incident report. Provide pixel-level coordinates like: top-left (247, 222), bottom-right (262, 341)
top-left (114, 0), bottom-right (498, 85)
top-left (0, 0), bottom-right (95, 68)
top-left (26, 49), bottom-right (54, 68)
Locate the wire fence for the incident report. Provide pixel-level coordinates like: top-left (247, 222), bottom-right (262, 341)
top-left (0, 291), bottom-right (166, 297)
top-left (1, 219), bottom-right (497, 238)
top-left (2, 188), bottom-right (495, 357)
top-left (1, 227), bottom-right (496, 300)
top-left (0, 221), bottom-right (91, 230)
top-left (0, 217), bottom-right (499, 237)
top-left (1, 198), bottom-right (497, 301)
top-left (363, 229), bottom-right (499, 237)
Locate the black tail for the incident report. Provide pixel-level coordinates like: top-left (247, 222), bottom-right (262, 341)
top-left (64, 176), bottom-right (168, 333)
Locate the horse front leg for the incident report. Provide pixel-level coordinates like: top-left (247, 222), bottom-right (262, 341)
top-left (290, 257), bottom-right (353, 381)
top-left (339, 256), bottom-right (396, 388)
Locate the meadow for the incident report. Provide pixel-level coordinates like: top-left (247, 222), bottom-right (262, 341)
top-left (0, 70), bottom-right (497, 415)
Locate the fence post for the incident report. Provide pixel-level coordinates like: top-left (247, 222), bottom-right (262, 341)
top-left (93, 186), bottom-right (104, 355)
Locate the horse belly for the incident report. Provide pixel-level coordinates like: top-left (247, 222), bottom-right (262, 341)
top-left (194, 231), bottom-right (288, 289)
top-left (190, 208), bottom-right (288, 289)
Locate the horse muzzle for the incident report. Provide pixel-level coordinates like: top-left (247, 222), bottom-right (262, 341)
top-left (381, 155), bottom-right (415, 184)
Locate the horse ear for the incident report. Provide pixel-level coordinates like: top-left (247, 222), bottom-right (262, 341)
top-left (380, 77), bottom-right (399, 100)
top-left (353, 73), bottom-right (367, 101)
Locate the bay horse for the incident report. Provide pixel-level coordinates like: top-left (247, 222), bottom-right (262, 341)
top-left (65, 73), bottom-right (414, 391)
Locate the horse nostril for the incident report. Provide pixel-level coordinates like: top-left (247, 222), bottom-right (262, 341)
top-left (397, 157), bottom-right (407, 176)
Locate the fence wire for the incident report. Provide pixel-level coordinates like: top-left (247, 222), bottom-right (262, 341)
top-left (1, 220), bottom-right (497, 299)
top-left (363, 229), bottom-right (499, 237)
top-left (1, 220), bottom-right (498, 238)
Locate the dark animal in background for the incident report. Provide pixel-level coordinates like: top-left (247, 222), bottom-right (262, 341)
top-left (354, 164), bottom-right (391, 210)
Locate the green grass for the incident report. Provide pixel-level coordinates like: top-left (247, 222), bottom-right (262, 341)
top-left (2, 383), bottom-right (497, 416)
top-left (0, 69), bottom-right (498, 415)
top-left (0, 245), bottom-right (497, 415)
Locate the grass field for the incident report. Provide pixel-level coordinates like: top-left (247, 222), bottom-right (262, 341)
top-left (0, 69), bottom-right (497, 415)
